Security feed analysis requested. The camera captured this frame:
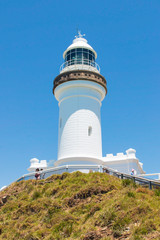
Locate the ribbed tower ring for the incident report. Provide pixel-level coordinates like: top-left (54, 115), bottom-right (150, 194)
top-left (53, 70), bottom-right (107, 95)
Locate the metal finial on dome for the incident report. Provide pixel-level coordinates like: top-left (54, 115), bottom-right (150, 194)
top-left (75, 30), bottom-right (85, 39)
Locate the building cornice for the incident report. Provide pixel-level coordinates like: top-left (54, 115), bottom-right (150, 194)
top-left (53, 70), bottom-right (107, 94)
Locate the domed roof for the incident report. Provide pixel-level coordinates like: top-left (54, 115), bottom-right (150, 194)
top-left (63, 33), bottom-right (97, 59)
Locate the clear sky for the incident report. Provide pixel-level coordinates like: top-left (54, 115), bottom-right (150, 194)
top-left (0, 0), bottom-right (160, 188)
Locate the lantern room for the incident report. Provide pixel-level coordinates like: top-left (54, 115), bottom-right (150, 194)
top-left (60, 31), bottom-right (100, 73)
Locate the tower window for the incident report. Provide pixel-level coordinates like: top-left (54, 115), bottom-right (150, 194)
top-left (88, 126), bottom-right (92, 136)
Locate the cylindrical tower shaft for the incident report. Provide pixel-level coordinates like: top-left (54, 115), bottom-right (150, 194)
top-left (54, 78), bottom-right (106, 160)
top-left (53, 34), bottom-right (107, 166)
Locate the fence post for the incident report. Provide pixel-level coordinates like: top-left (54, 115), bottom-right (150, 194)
top-left (133, 177), bottom-right (135, 183)
top-left (121, 174), bottom-right (124, 179)
top-left (149, 181), bottom-right (152, 190)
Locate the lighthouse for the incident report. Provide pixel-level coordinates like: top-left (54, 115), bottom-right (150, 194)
top-left (53, 32), bottom-right (107, 166)
top-left (27, 32), bottom-right (145, 175)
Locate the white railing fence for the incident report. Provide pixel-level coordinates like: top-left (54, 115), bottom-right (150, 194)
top-left (60, 59), bottom-right (100, 72)
top-left (16, 165), bottom-right (160, 190)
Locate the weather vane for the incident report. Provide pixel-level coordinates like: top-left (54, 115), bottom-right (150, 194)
top-left (75, 30), bottom-right (85, 39)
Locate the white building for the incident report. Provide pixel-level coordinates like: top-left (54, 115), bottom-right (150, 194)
top-left (28, 32), bottom-right (145, 175)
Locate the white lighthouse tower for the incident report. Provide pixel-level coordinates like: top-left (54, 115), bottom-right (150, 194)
top-left (53, 32), bottom-right (107, 167)
top-left (27, 32), bottom-right (145, 175)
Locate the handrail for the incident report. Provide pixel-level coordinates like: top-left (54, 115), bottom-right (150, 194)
top-left (138, 173), bottom-right (160, 180)
top-left (60, 59), bottom-right (100, 72)
top-left (16, 164), bottom-right (160, 190)
top-left (16, 165), bottom-right (102, 182)
top-left (102, 166), bottom-right (160, 190)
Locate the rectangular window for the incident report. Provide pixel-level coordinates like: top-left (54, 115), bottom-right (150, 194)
top-left (88, 126), bottom-right (92, 136)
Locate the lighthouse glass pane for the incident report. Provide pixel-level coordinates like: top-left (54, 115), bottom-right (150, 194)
top-left (76, 51), bottom-right (82, 64)
top-left (89, 50), bottom-right (92, 56)
top-left (83, 52), bottom-right (88, 63)
top-left (77, 51), bottom-right (82, 58)
top-left (65, 48), bottom-right (95, 67)
top-left (71, 53), bottom-right (75, 59)
top-left (66, 50), bottom-right (71, 62)
top-left (71, 52), bottom-right (75, 65)
top-left (67, 54), bottom-right (70, 61)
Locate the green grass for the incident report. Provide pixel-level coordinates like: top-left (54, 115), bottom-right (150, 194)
top-left (0, 172), bottom-right (160, 239)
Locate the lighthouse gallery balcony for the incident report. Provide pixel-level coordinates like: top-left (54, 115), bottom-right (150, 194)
top-left (60, 48), bottom-right (100, 73)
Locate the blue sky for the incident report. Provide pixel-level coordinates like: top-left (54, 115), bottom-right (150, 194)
top-left (0, 0), bottom-right (160, 188)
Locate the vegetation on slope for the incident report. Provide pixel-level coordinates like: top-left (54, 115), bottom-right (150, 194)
top-left (0, 172), bottom-right (160, 240)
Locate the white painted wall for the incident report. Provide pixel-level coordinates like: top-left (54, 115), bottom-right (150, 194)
top-left (54, 80), bottom-right (106, 162)
top-left (28, 158), bottom-right (47, 172)
top-left (102, 148), bottom-right (145, 174)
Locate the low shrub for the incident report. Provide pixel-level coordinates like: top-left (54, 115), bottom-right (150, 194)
top-left (32, 191), bottom-right (41, 200)
top-left (127, 191), bottom-right (135, 198)
top-left (155, 189), bottom-right (160, 196)
top-left (122, 179), bottom-right (132, 187)
top-left (97, 208), bottom-right (116, 227)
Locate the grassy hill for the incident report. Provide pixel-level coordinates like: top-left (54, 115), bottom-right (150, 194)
top-left (0, 172), bottom-right (160, 240)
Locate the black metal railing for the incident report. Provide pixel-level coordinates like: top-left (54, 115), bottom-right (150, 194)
top-left (102, 167), bottom-right (160, 190)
